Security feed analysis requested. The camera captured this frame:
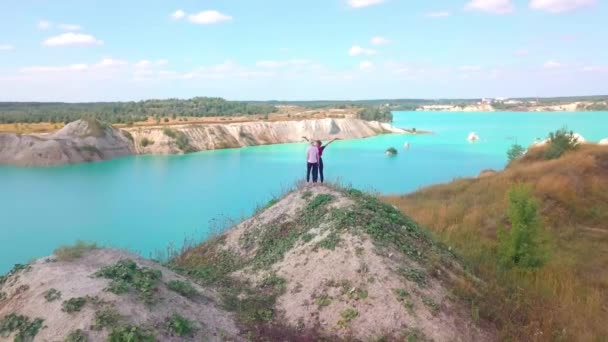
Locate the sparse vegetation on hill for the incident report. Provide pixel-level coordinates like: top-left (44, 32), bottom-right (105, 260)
top-left (385, 143), bottom-right (608, 341)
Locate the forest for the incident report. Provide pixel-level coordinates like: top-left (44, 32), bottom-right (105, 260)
top-left (0, 97), bottom-right (278, 124)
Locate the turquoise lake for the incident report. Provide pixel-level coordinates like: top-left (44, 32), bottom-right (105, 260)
top-left (1, 111), bottom-right (606, 273)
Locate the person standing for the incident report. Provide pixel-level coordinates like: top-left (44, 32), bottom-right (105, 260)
top-left (303, 137), bottom-right (338, 183)
top-left (306, 141), bottom-right (320, 183)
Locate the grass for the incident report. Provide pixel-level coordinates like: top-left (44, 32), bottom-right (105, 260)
top-left (54, 241), bottom-right (98, 261)
top-left (0, 313), bottom-right (44, 341)
top-left (167, 279), bottom-right (198, 299)
top-left (62, 297), bottom-right (87, 313)
top-left (163, 127), bottom-right (195, 153)
top-left (394, 288), bottom-right (414, 312)
top-left (0, 263), bottom-right (30, 287)
top-left (421, 296), bottom-right (439, 315)
top-left (338, 308), bottom-right (359, 328)
top-left (94, 259), bottom-right (162, 305)
top-left (92, 307), bottom-right (121, 331)
top-left (65, 329), bottom-right (88, 342)
top-left (44, 288), bottom-right (62, 302)
top-left (316, 231), bottom-right (341, 250)
top-left (166, 314), bottom-right (196, 337)
top-left (108, 325), bottom-right (154, 342)
top-left (384, 144), bottom-right (608, 341)
top-left (398, 268), bottom-right (427, 287)
top-left (315, 294), bottom-right (332, 308)
top-left (140, 137), bottom-right (154, 147)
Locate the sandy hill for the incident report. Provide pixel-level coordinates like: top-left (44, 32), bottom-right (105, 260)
top-left (0, 185), bottom-right (493, 341)
top-left (172, 185), bottom-right (493, 341)
top-left (0, 118), bottom-right (134, 166)
top-left (385, 144), bottom-right (608, 341)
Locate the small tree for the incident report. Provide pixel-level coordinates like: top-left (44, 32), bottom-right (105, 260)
top-left (498, 185), bottom-right (547, 269)
top-left (544, 127), bottom-right (580, 160)
top-left (507, 144), bottom-right (525, 163)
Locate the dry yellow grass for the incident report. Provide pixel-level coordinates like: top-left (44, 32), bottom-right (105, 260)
top-left (384, 145), bottom-right (608, 341)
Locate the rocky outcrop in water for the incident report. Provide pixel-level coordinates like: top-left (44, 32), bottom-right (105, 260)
top-left (0, 119), bottom-right (135, 167)
top-left (128, 118), bottom-right (406, 155)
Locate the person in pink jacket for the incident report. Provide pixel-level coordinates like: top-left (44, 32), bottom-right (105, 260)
top-left (306, 141), bottom-right (320, 183)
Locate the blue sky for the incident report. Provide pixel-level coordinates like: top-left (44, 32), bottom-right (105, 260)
top-left (0, 0), bottom-right (606, 101)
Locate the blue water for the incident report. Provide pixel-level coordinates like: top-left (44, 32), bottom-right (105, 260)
top-left (1, 111), bottom-right (606, 273)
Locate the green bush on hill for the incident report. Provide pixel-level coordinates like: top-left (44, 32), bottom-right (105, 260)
top-left (498, 185), bottom-right (547, 269)
top-left (506, 143), bottom-right (525, 162)
top-left (544, 127), bottom-right (580, 160)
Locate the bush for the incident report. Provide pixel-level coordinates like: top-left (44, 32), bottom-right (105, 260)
top-left (108, 325), bottom-right (154, 342)
top-left (94, 259), bottom-right (162, 304)
top-left (65, 329), bottom-right (88, 342)
top-left (544, 127), bottom-right (580, 160)
top-left (62, 297), bottom-right (87, 313)
top-left (54, 241), bottom-right (98, 261)
top-left (162, 127), bottom-right (178, 139)
top-left (167, 280), bottom-right (198, 299)
top-left (498, 185), bottom-right (547, 269)
top-left (166, 314), bottom-right (196, 337)
top-left (140, 137), bottom-right (154, 147)
top-left (507, 144), bottom-right (525, 162)
top-left (44, 288), bottom-right (62, 302)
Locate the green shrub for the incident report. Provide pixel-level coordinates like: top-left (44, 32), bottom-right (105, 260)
top-left (54, 241), bottom-right (98, 261)
top-left (167, 280), bottom-right (198, 299)
top-left (94, 259), bottom-right (162, 304)
top-left (166, 314), bottom-right (196, 337)
top-left (386, 147), bottom-right (398, 155)
top-left (62, 297), bottom-right (87, 313)
top-left (92, 307), bottom-right (121, 330)
top-left (498, 185), bottom-right (547, 269)
top-left (544, 127), bottom-right (580, 160)
top-left (507, 143), bottom-right (525, 162)
top-left (65, 329), bottom-right (88, 342)
top-left (140, 137), bottom-right (154, 147)
top-left (0, 313), bottom-right (44, 341)
top-left (108, 325), bottom-right (154, 342)
top-left (44, 288), bottom-right (62, 302)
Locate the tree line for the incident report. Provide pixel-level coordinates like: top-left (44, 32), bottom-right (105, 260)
top-left (0, 97), bottom-right (278, 124)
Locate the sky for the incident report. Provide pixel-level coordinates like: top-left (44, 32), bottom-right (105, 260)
top-left (0, 0), bottom-right (606, 102)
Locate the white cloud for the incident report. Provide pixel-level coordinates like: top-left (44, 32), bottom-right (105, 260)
top-left (348, 0), bottom-right (385, 8)
top-left (543, 60), bottom-right (564, 68)
top-left (171, 9), bottom-right (186, 20)
top-left (96, 58), bottom-right (128, 67)
top-left (359, 61), bottom-right (374, 70)
top-left (371, 36), bottom-right (391, 45)
top-left (465, 0), bottom-right (514, 14)
top-left (256, 59), bottom-right (312, 68)
top-left (426, 11), bottom-right (451, 17)
top-left (349, 45), bottom-right (377, 56)
top-left (59, 24), bottom-right (81, 31)
top-left (0, 44), bottom-right (14, 51)
top-left (38, 20), bottom-right (51, 30)
top-left (515, 48), bottom-right (529, 56)
top-left (580, 65), bottom-right (607, 72)
top-left (43, 33), bottom-right (103, 47)
top-left (188, 10), bottom-right (232, 24)
top-left (460, 65), bottom-right (482, 71)
top-left (529, 0), bottom-right (595, 13)
top-left (135, 59), bottom-right (169, 68)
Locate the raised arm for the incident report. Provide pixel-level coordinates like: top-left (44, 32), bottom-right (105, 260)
top-left (323, 138), bottom-right (339, 147)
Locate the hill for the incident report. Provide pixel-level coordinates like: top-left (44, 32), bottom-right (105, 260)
top-left (384, 144), bottom-right (608, 341)
top-left (0, 185), bottom-right (493, 341)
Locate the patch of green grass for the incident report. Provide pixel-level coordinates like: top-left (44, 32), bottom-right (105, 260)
top-left (394, 288), bottom-right (414, 312)
top-left (108, 325), bottom-right (154, 342)
top-left (62, 297), bottom-right (87, 313)
top-left (260, 274), bottom-right (286, 292)
top-left (422, 296), bottom-right (440, 315)
top-left (44, 288), bottom-right (62, 302)
top-left (174, 248), bottom-right (241, 286)
top-left (140, 137), bottom-right (154, 147)
top-left (54, 241), bottom-right (98, 262)
top-left (92, 307), bottom-right (121, 331)
top-left (315, 294), bottom-right (332, 308)
top-left (301, 233), bottom-right (315, 243)
top-left (167, 279), bottom-right (198, 299)
top-left (94, 259), bottom-right (162, 305)
top-left (65, 329), bottom-right (88, 342)
top-left (166, 314), bottom-right (196, 337)
top-left (252, 222), bottom-right (305, 268)
top-left (163, 127), bottom-right (178, 138)
top-left (306, 194), bottom-right (334, 212)
top-left (0, 313), bottom-right (44, 341)
top-left (338, 308), bottom-right (359, 328)
top-left (316, 231), bottom-right (341, 250)
top-left (301, 191), bottom-right (313, 199)
top-left (398, 267), bottom-right (428, 287)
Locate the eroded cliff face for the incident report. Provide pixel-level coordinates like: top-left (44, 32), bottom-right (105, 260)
top-left (0, 118), bottom-right (405, 166)
top-left (128, 118), bottom-right (405, 154)
top-left (0, 119), bottom-right (135, 166)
